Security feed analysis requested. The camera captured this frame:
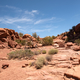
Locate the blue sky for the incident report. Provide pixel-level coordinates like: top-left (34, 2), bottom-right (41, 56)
top-left (0, 0), bottom-right (80, 37)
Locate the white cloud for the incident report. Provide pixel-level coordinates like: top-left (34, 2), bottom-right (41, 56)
top-left (17, 26), bottom-right (21, 29)
top-left (34, 17), bottom-right (56, 24)
top-left (32, 10), bottom-right (38, 13)
top-left (25, 10), bottom-right (38, 16)
top-left (30, 29), bottom-right (51, 32)
top-left (5, 5), bottom-right (22, 12)
top-left (0, 17), bottom-right (32, 24)
top-left (6, 5), bottom-right (17, 9)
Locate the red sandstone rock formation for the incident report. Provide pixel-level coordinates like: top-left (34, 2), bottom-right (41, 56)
top-left (0, 28), bottom-right (20, 48)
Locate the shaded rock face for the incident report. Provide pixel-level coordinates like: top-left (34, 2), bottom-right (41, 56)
top-left (67, 23), bottom-right (80, 42)
top-left (75, 23), bottom-right (80, 32)
top-left (0, 28), bottom-right (20, 48)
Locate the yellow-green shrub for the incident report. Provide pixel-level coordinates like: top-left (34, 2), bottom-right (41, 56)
top-left (48, 49), bottom-right (58, 55)
top-left (42, 50), bottom-right (46, 54)
top-left (7, 49), bottom-right (34, 60)
top-left (35, 56), bottom-right (46, 69)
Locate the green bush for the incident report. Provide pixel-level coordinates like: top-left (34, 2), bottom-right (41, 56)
top-left (16, 39), bottom-right (26, 45)
top-left (46, 55), bottom-right (52, 61)
top-left (48, 49), bottom-right (58, 55)
top-left (42, 50), bottom-right (46, 54)
top-left (35, 56), bottom-right (46, 69)
top-left (19, 32), bottom-right (23, 37)
top-left (7, 49), bottom-right (34, 60)
top-left (52, 35), bottom-right (56, 39)
top-left (42, 36), bottom-right (53, 46)
top-left (32, 32), bottom-right (38, 38)
top-left (75, 39), bottom-right (80, 46)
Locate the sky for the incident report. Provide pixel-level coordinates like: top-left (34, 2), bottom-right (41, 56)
top-left (0, 0), bottom-right (80, 38)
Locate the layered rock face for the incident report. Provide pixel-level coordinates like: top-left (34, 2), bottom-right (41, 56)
top-left (0, 28), bottom-right (20, 48)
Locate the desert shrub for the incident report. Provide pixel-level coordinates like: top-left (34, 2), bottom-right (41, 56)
top-left (52, 35), bottom-right (56, 39)
top-left (48, 49), bottom-right (58, 55)
top-left (74, 39), bottom-right (80, 46)
top-left (7, 49), bottom-right (34, 60)
top-left (27, 41), bottom-right (32, 46)
top-left (19, 32), bottom-right (23, 37)
top-left (46, 55), bottom-right (52, 61)
top-left (35, 56), bottom-right (46, 69)
top-left (32, 32), bottom-right (38, 38)
top-left (16, 39), bottom-right (26, 45)
top-left (21, 40), bottom-right (26, 45)
top-left (42, 50), bottom-right (46, 54)
top-left (42, 36), bottom-right (53, 46)
top-left (34, 50), bottom-right (41, 55)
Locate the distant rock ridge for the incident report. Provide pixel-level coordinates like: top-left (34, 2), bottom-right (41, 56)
top-left (0, 28), bottom-right (39, 49)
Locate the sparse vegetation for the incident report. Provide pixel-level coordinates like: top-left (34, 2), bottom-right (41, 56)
top-left (19, 32), bottom-right (23, 37)
top-left (74, 39), bottom-right (80, 46)
top-left (42, 50), bottom-right (46, 54)
top-left (35, 56), bottom-right (46, 69)
top-left (46, 55), bottom-right (52, 61)
top-left (16, 39), bottom-right (26, 45)
top-left (34, 50), bottom-right (41, 55)
top-left (42, 36), bottom-right (53, 46)
top-left (27, 41), bottom-right (32, 47)
top-left (7, 49), bottom-right (34, 60)
top-left (48, 49), bottom-right (58, 55)
top-left (32, 32), bottom-right (38, 38)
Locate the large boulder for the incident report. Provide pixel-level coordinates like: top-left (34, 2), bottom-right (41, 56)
top-left (0, 28), bottom-right (9, 38)
top-left (8, 40), bottom-right (18, 48)
top-left (53, 39), bottom-right (65, 47)
top-left (37, 44), bottom-right (42, 47)
top-left (53, 43), bottom-right (59, 48)
top-left (23, 34), bottom-right (31, 38)
top-left (65, 42), bottom-right (74, 49)
top-left (71, 45), bottom-right (80, 51)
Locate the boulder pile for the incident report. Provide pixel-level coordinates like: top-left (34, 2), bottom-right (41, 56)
top-left (0, 28), bottom-right (21, 49)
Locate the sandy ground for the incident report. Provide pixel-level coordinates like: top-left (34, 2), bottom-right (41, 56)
top-left (0, 46), bottom-right (80, 80)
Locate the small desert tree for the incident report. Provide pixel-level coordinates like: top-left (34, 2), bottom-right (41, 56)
top-left (19, 32), bottom-right (23, 37)
top-left (32, 32), bottom-right (38, 38)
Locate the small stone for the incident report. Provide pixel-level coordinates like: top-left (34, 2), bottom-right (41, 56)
top-left (2, 64), bottom-right (9, 69)
top-left (22, 65), bottom-right (26, 68)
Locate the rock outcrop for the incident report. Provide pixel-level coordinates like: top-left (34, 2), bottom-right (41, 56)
top-left (22, 34), bottom-right (37, 42)
top-left (0, 28), bottom-right (20, 48)
top-left (53, 39), bottom-right (65, 47)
